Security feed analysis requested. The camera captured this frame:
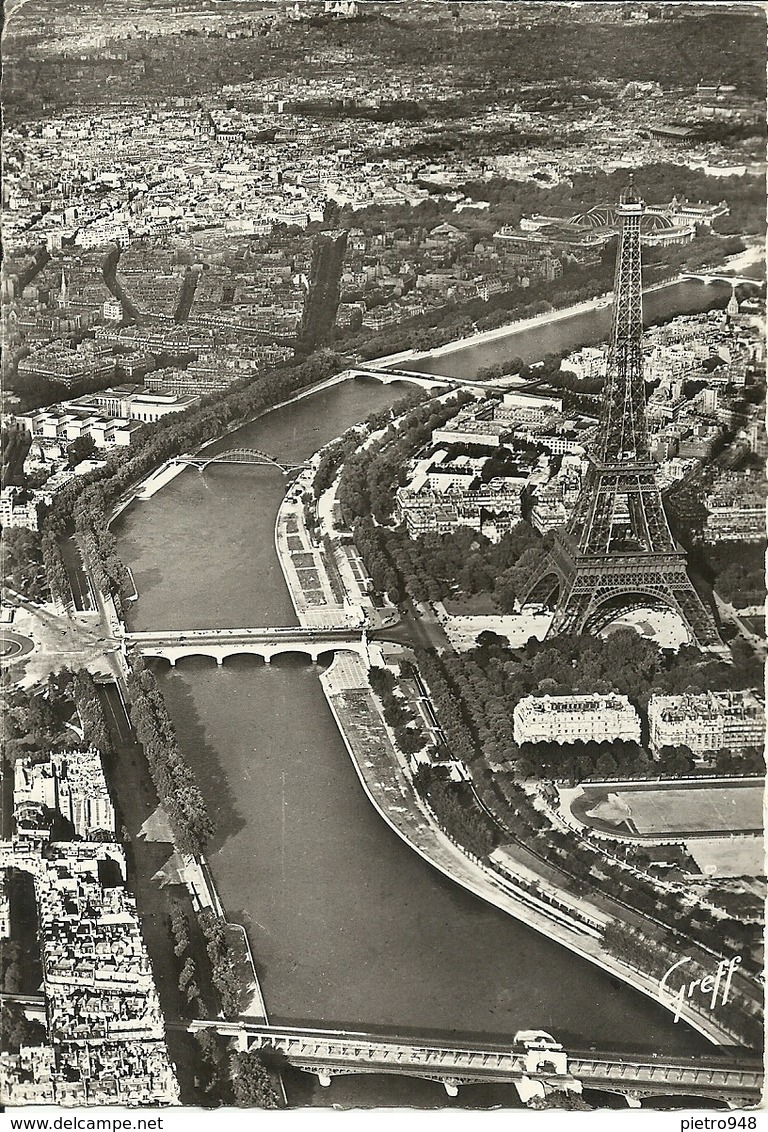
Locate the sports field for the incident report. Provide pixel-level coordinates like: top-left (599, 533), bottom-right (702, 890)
top-left (687, 835), bottom-right (764, 878)
top-left (576, 780), bottom-right (763, 838)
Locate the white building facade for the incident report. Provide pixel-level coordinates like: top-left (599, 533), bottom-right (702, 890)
top-left (513, 693), bottom-right (641, 746)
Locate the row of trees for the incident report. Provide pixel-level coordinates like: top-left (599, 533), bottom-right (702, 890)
top-left (42, 484), bottom-right (134, 613)
top-left (198, 910), bottom-right (248, 1020)
top-left (40, 531), bottom-right (70, 606)
top-left (518, 740), bottom-right (669, 783)
top-left (171, 908), bottom-right (277, 1105)
top-left (415, 650), bottom-right (480, 766)
top-left (70, 669), bottom-right (112, 755)
top-left (426, 646), bottom-right (517, 768)
top-left (313, 429), bottom-right (366, 499)
top-left (413, 764), bottom-right (498, 858)
top-left (1, 940), bottom-right (27, 995)
top-left (353, 518), bottom-right (403, 604)
top-left (602, 921), bottom-right (763, 1048)
top-left (1, 527), bottom-right (47, 603)
top-left (337, 393), bottom-right (471, 526)
top-left (368, 666), bottom-right (428, 757)
top-left (168, 902), bottom-right (208, 1018)
top-left (126, 659), bottom-right (214, 857)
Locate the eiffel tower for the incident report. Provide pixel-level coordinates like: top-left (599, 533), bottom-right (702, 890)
top-left (518, 177), bottom-right (721, 648)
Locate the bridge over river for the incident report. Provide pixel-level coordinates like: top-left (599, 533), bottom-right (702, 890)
top-left (175, 448), bottom-right (311, 474)
top-left (680, 273), bottom-right (764, 288)
top-left (189, 1021), bottom-right (763, 1107)
top-left (122, 626), bottom-right (367, 665)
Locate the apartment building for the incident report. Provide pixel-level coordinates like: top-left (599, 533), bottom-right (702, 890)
top-left (648, 690), bottom-right (765, 755)
top-left (14, 748), bottom-right (116, 840)
top-left (0, 486), bottom-right (40, 531)
top-left (513, 693), bottom-right (642, 746)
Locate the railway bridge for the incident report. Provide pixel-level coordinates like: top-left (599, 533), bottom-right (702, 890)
top-left (188, 1021), bottom-right (763, 1107)
top-left (122, 625), bottom-right (368, 666)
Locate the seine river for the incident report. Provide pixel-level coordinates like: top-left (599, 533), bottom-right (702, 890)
top-left (410, 278), bottom-right (733, 377)
top-left (114, 283), bottom-right (727, 1104)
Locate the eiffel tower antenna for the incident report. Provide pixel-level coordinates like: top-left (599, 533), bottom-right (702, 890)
top-left (518, 176), bottom-right (721, 649)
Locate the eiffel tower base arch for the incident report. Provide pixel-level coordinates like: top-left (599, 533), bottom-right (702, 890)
top-left (519, 534), bottom-right (721, 651)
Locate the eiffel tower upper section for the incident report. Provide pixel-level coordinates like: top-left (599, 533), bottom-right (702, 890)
top-left (517, 176), bottom-right (722, 649)
top-left (593, 174), bottom-right (650, 465)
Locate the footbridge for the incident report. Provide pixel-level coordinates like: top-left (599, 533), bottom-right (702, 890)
top-left (188, 1021), bottom-right (763, 1107)
top-left (122, 626), bottom-right (367, 666)
top-left (176, 448), bottom-right (310, 473)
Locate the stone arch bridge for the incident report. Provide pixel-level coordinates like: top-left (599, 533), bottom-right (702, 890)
top-left (122, 626), bottom-right (368, 666)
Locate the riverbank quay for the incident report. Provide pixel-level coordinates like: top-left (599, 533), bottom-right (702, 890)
top-left (194, 369), bottom-right (357, 457)
top-left (269, 404), bottom-right (759, 1048)
top-left (380, 267), bottom-right (746, 378)
top-left (44, 534), bottom-right (275, 1041)
top-left (274, 388), bottom-right (468, 635)
top-left (401, 290), bottom-right (617, 363)
top-left (319, 651), bottom-right (736, 1048)
top-left (274, 466), bottom-right (363, 630)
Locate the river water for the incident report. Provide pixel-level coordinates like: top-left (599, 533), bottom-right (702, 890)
top-left (409, 278), bottom-right (732, 378)
top-left (114, 290), bottom-right (722, 1103)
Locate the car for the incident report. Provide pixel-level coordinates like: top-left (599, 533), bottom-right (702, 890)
top-left (513, 1030), bottom-right (563, 1051)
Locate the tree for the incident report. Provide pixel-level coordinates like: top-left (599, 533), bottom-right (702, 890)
top-left (1, 527), bottom-right (45, 600)
top-left (394, 724), bottom-right (425, 755)
top-left (66, 435), bottom-right (97, 468)
top-left (1, 1003), bottom-right (45, 1052)
top-left (230, 1051), bottom-right (280, 1109)
top-left (178, 956), bottom-right (196, 990)
top-left (595, 751), bottom-right (618, 779)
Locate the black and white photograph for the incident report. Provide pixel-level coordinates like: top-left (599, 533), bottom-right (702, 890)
top-left (0, 0), bottom-right (765, 1121)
